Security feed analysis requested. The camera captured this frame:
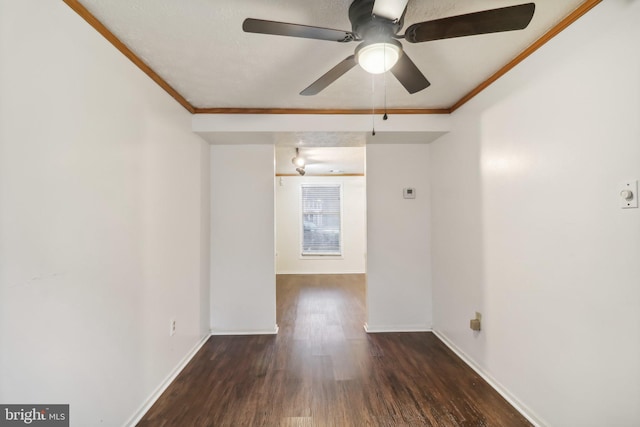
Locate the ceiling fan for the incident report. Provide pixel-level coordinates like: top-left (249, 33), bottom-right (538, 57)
top-left (242, 0), bottom-right (535, 96)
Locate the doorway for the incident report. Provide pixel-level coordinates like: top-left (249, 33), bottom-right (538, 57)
top-left (274, 143), bottom-right (367, 330)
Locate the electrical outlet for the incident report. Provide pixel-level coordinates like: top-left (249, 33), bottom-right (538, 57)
top-left (470, 312), bottom-right (482, 331)
top-left (170, 318), bottom-right (176, 336)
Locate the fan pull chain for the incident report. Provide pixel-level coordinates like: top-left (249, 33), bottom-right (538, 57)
top-left (371, 72), bottom-right (376, 136)
top-left (383, 43), bottom-right (388, 121)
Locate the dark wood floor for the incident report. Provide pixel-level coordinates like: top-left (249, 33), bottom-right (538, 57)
top-left (138, 274), bottom-right (531, 426)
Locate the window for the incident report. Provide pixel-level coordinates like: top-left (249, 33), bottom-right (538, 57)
top-left (301, 184), bottom-right (342, 256)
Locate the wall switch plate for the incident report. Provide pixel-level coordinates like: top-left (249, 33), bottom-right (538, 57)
top-left (403, 188), bottom-right (416, 199)
top-left (620, 180), bottom-right (638, 209)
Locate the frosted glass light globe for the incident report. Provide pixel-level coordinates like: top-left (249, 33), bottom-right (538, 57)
top-left (356, 42), bottom-right (401, 74)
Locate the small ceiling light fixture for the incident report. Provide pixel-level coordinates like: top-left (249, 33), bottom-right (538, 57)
top-left (296, 167), bottom-right (306, 176)
top-left (291, 147), bottom-right (305, 168)
top-left (355, 39), bottom-right (401, 74)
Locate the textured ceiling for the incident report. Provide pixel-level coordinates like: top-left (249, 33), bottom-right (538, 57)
top-left (76, 0), bottom-right (587, 110)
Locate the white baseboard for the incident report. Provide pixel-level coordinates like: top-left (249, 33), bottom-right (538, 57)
top-left (210, 324), bottom-right (279, 336)
top-left (125, 334), bottom-right (210, 427)
top-left (364, 323), bottom-right (432, 333)
top-left (432, 330), bottom-right (546, 427)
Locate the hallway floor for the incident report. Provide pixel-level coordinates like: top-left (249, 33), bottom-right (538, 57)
top-left (138, 274), bottom-right (531, 426)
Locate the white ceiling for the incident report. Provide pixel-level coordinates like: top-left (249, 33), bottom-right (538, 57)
top-left (77, 0), bottom-right (586, 110)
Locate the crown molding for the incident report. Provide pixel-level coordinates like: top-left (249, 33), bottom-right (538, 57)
top-left (450, 0), bottom-right (602, 112)
top-left (63, 0), bottom-right (195, 113)
top-left (193, 107), bottom-right (450, 115)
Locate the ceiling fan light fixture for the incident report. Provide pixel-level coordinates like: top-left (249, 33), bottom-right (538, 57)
top-left (355, 40), bottom-right (401, 74)
top-left (292, 147), bottom-right (305, 167)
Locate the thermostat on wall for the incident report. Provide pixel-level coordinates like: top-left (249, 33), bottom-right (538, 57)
top-left (403, 188), bottom-right (416, 199)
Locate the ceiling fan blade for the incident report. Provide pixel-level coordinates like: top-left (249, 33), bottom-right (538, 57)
top-left (404, 3), bottom-right (535, 43)
top-left (243, 18), bottom-right (356, 42)
top-left (390, 52), bottom-right (430, 94)
top-left (300, 55), bottom-right (358, 96)
top-left (372, 0), bottom-right (409, 21)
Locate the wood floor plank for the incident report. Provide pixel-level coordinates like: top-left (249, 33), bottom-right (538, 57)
top-left (138, 274), bottom-right (531, 426)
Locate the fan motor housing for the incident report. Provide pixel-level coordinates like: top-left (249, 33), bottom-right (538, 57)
top-left (348, 0), bottom-right (404, 40)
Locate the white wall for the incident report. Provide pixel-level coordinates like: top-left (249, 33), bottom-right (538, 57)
top-left (276, 176), bottom-right (366, 274)
top-left (210, 145), bottom-right (277, 334)
top-left (0, 2), bottom-right (210, 426)
top-left (366, 144), bottom-right (432, 332)
top-left (429, 1), bottom-right (640, 425)
top-left (199, 143), bottom-right (212, 336)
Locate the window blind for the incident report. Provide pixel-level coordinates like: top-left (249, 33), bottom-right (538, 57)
top-left (301, 184), bottom-right (342, 255)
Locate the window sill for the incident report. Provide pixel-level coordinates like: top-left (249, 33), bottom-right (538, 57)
top-left (300, 253), bottom-right (344, 260)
